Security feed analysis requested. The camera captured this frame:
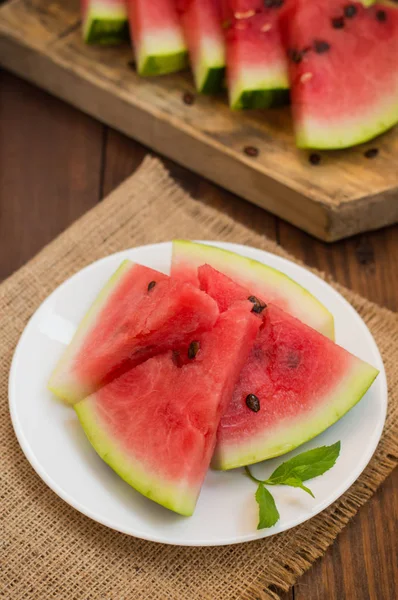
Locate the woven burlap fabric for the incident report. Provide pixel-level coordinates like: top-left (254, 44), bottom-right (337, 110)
top-left (1, 157), bottom-right (397, 600)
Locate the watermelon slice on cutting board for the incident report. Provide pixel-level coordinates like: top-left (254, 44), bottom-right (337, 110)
top-left (223, 0), bottom-right (290, 109)
top-left (171, 240), bottom-right (335, 339)
top-left (75, 302), bottom-right (260, 515)
top-left (196, 265), bottom-right (379, 470)
top-left (281, 0), bottom-right (398, 149)
top-left (177, 0), bottom-right (226, 94)
top-left (48, 260), bottom-right (218, 403)
top-left (81, 0), bottom-right (129, 44)
top-left (126, 0), bottom-right (189, 75)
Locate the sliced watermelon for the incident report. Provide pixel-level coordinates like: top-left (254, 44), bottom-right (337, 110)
top-left (197, 266), bottom-right (379, 470)
top-left (281, 0), bottom-right (398, 148)
top-left (126, 0), bottom-right (188, 75)
top-left (81, 0), bottom-right (129, 44)
top-left (75, 303), bottom-right (261, 515)
top-left (177, 0), bottom-right (226, 94)
top-left (171, 240), bottom-right (335, 339)
top-left (48, 260), bottom-right (218, 403)
top-left (223, 1), bottom-right (289, 109)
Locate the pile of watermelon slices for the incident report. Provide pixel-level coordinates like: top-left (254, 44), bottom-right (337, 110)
top-left (49, 241), bottom-right (379, 516)
top-left (80, 0), bottom-right (398, 149)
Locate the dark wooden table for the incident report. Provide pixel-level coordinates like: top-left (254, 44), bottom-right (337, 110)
top-left (1, 68), bottom-right (397, 600)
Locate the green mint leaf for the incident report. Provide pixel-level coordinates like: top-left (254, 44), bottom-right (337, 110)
top-left (267, 442), bottom-right (341, 484)
top-left (282, 475), bottom-right (315, 498)
top-left (256, 483), bottom-right (280, 530)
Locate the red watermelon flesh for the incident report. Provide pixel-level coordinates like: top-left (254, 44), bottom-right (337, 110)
top-left (198, 265), bottom-right (379, 470)
top-left (177, 0), bottom-right (226, 94)
top-left (171, 241), bottom-right (334, 339)
top-left (75, 303), bottom-right (261, 515)
top-left (281, 0), bottom-right (398, 148)
top-left (224, 1), bottom-right (290, 109)
top-left (126, 0), bottom-right (188, 75)
top-left (48, 261), bottom-right (219, 404)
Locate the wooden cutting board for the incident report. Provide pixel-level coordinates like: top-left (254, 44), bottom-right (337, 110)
top-left (1, 0), bottom-right (397, 241)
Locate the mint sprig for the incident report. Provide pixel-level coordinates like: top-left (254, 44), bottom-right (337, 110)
top-left (246, 442), bottom-right (341, 530)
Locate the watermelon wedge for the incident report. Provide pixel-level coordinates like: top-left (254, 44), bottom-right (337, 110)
top-left (75, 303), bottom-right (260, 515)
top-left (177, 0), bottom-right (226, 94)
top-left (171, 240), bottom-right (334, 339)
top-left (223, 1), bottom-right (289, 109)
top-left (48, 260), bottom-right (218, 403)
top-left (281, 0), bottom-right (398, 148)
top-left (126, 0), bottom-right (189, 75)
top-left (197, 266), bottom-right (379, 470)
top-left (81, 0), bottom-right (129, 45)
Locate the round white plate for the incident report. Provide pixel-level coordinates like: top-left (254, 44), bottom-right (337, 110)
top-left (9, 242), bottom-right (387, 546)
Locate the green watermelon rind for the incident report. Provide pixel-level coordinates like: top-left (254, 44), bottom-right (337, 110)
top-left (212, 360), bottom-right (379, 470)
top-left (75, 398), bottom-right (196, 516)
top-left (172, 240), bottom-right (335, 340)
top-left (192, 42), bottom-right (226, 94)
top-left (230, 70), bottom-right (290, 110)
top-left (296, 101), bottom-right (398, 150)
top-left (139, 50), bottom-right (189, 77)
top-left (48, 260), bottom-right (133, 403)
top-left (231, 87), bottom-right (289, 110)
top-left (83, 6), bottom-right (129, 45)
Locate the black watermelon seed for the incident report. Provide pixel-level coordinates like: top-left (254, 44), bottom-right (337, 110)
top-left (246, 394), bottom-right (261, 413)
top-left (248, 295), bottom-right (267, 314)
top-left (376, 9), bottom-right (387, 22)
top-left (364, 148), bottom-right (379, 159)
top-left (188, 341), bottom-right (200, 360)
top-left (289, 49), bottom-right (303, 63)
top-left (331, 16), bottom-right (345, 28)
top-left (147, 281), bottom-right (156, 291)
top-left (314, 40), bottom-right (331, 54)
top-left (309, 153), bottom-right (321, 165)
top-left (344, 4), bottom-right (357, 18)
top-left (172, 350), bottom-right (183, 368)
top-left (264, 0), bottom-right (284, 8)
top-left (286, 352), bottom-right (300, 369)
top-left (183, 92), bottom-right (195, 105)
top-left (244, 146), bottom-right (259, 157)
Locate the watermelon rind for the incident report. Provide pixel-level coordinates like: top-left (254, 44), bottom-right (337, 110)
top-left (213, 359), bottom-right (379, 470)
top-left (172, 240), bottom-right (335, 340)
top-left (296, 100), bottom-right (398, 150)
top-left (230, 66), bottom-right (289, 109)
top-left (135, 32), bottom-right (189, 76)
top-left (139, 50), bottom-right (189, 77)
top-left (48, 260), bottom-right (133, 403)
top-left (83, 4), bottom-right (129, 45)
top-left (75, 397), bottom-right (196, 516)
top-left (231, 86), bottom-right (289, 110)
top-left (194, 44), bottom-right (226, 94)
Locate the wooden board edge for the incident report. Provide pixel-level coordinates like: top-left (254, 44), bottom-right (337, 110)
top-left (0, 25), bottom-right (395, 242)
top-left (328, 187), bottom-right (398, 241)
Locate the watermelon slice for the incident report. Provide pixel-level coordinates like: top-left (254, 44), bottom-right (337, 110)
top-left (197, 266), bottom-right (379, 470)
top-left (171, 240), bottom-right (334, 339)
top-left (223, 1), bottom-right (289, 109)
top-left (81, 0), bottom-right (129, 45)
top-left (126, 0), bottom-right (189, 75)
top-left (48, 260), bottom-right (219, 403)
top-left (281, 0), bottom-right (398, 148)
top-left (177, 0), bottom-right (226, 94)
top-left (75, 303), bottom-right (261, 515)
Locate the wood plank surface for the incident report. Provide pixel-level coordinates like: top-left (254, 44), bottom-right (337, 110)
top-left (1, 0), bottom-right (398, 241)
top-left (1, 69), bottom-right (396, 600)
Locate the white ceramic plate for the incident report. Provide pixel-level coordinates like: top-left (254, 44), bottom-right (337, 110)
top-left (9, 242), bottom-right (387, 546)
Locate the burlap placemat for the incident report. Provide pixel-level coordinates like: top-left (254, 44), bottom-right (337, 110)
top-left (1, 157), bottom-right (397, 600)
